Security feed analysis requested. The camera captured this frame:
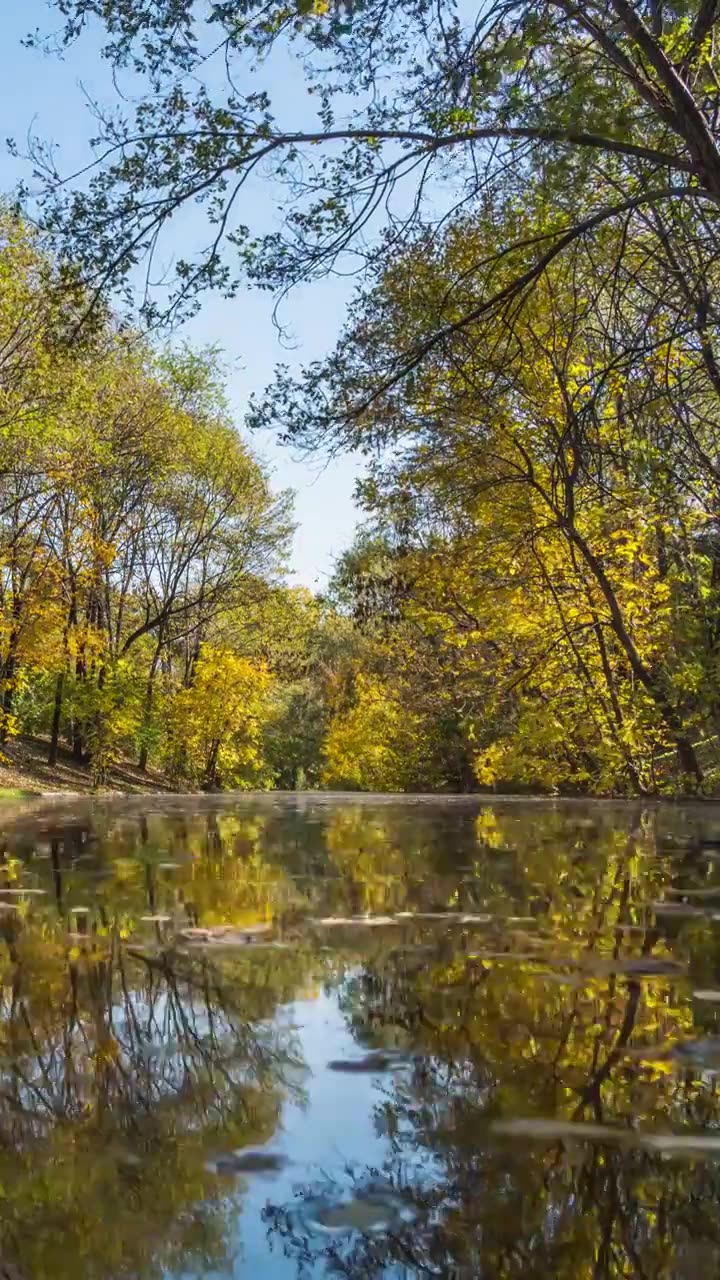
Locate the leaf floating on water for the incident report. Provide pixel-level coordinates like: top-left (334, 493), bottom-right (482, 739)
top-left (140, 914), bottom-right (171, 924)
top-left (693, 990), bottom-right (720, 1002)
top-left (640, 1133), bottom-right (720, 1155)
top-left (297, 1190), bottom-right (418, 1236)
top-left (327, 1050), bottom-right (408, 1074)
top-left (492, 1118), bottom-right (633, 1143)
top-left (672, 1037), bottom-right (720, 1066)
top-left (0, 888), bottom-right (46, 896)
top-left (570, 953), bottom-right (685, 979)
top-left (395, 911), bottom-right (460, 921)
top-left (462, 951), bottom-right (684, 978)
top-left (616, 956), bottom-right (686, 977)
top-left (190, 935), bottom-right (280, 949)
top-left (208, 1149), bottom-right (289, 1175)
top-left (494, 1118), bottom-right (720, 1159)
top-left (468, 951), bottom-right (543, 963)
top-left (179, 922), bottom-right (273, 945)
top-left (652, 901), bottom-right (708, 918)
top-left (315, 1201), bottom-right (393, 1232)
top-left (314, 915), bottom-right (396, 927)
top-left (667, 886), bottom-right (720, 899)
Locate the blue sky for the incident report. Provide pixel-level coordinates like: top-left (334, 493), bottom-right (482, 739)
top-left (0, 2), bottom-right (365, 589)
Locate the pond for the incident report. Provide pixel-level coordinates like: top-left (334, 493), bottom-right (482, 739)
top-left (1, 794), bottom-right (720, 1277)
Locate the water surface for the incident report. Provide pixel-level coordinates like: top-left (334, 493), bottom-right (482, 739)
top-left (0, 795), bottom-right (719, 1277)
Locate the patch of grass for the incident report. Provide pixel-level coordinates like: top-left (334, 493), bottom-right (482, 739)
top-left (0, 787), bottom-right (39, 799)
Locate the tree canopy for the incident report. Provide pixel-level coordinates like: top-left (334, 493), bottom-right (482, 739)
top-left (28, 0), bottom-right (720, 343)
top-left (5, 0), bottom-right (720, 795)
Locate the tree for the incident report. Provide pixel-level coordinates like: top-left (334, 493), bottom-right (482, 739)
top-left (26, 0), bottom-right (720, 372)
top-left (260, 198), bottom-right (720, 792)
top-left (322, 535), bottom-right (480, 792)
top-left (162, 646), bottom-right (272, 789)
top-left (0, 215), bottom-right (294, 788)
top-left (246, 587), bottom-right (358, 790)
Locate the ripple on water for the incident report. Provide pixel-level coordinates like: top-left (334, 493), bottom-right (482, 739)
top-left (295, 1189), bottom-right (418, 1236)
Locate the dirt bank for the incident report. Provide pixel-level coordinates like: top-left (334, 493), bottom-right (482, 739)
top-left (0, 735), bottom-right (175, 796)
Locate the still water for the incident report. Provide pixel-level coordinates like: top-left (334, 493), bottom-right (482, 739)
top-left (3, 795), bottom-right (720, 1277)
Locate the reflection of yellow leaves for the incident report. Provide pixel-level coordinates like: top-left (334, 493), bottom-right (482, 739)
top-left (112, 857), bottom-right (141, 883)
top-left (645, 1060), bottom-right (676, 1078)
top-left (475, 810), bottom-right (504, 847)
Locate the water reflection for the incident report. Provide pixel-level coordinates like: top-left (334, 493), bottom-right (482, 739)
top-left (2, 797), bottom-right (720, 1275)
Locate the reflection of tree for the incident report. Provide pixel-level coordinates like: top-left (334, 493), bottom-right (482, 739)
top-left (265, 805), bottom-right (720, 1280)
top-left (0, 820), bottom-right (308, 1280)
top-left (0, 931), bottom-right (298, 1279)
top-left (5, 798), bottom-right (720, 1276)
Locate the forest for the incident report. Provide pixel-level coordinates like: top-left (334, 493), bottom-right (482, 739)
top-left (4, 0), bottom-right (720, 795)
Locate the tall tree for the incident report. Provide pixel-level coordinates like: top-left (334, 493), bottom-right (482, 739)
top-left (28, 0), bottom-right (720, 361)
top-left (261, 201), bottom-right (720, 790)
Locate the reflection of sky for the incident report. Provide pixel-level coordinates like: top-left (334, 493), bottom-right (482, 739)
top-left (0, 6), bottom-right (364, 589)
top-left (221, 990), bottom-right (394, 1278)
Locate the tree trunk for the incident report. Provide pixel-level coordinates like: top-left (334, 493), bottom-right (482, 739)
top-left (0, 624), bottom-right (19, 745)
top-left (204, 740), bottom-right (220, 791)
top-left (563, 519), bottom-right (702, 785)
top-left (0, 676), bottom-right (14, 744)
top-left (48, 672), bottom-right (65, 767)
top-left (72, 644), bottom-right (86, 764)
top-left (138, 641), bottom-right (163, 772)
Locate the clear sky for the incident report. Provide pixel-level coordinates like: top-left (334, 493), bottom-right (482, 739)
top-left (0, 2), bottom-right (365, 589)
